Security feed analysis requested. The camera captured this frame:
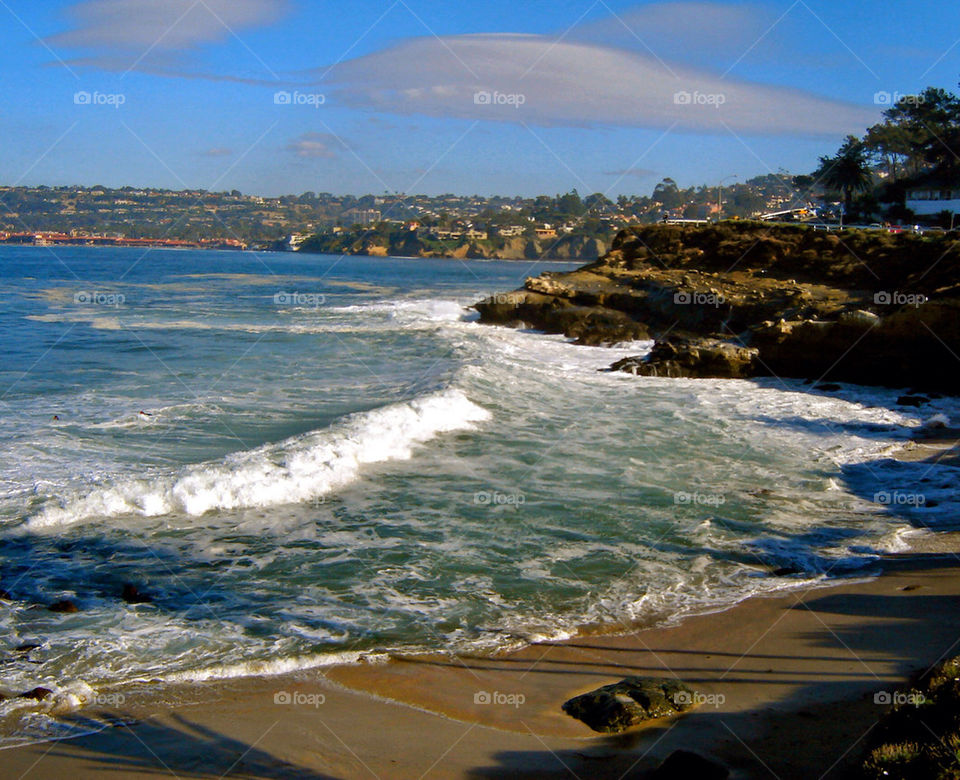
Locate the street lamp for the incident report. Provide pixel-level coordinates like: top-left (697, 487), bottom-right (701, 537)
top-left (717, 175), bottom-right (738, 222)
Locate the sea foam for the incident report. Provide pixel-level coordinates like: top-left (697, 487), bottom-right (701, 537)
top-left (29, 388), bottom-right (489, 527)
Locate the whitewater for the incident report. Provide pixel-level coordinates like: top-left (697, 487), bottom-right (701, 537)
top-left (1, 246), bottom-right (957, 745)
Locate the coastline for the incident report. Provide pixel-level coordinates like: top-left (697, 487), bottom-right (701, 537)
top-left (4, 237), bottom-right (959, 776)
top-left (5, 517), bottom-right (960, 778)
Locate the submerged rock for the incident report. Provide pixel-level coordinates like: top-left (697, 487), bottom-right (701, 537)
top-left (19, 687), bottom-right (53, 701)
top-left (562, 676), bottom-right (698, 733)
top-left (121, 584), bottom-right (153, 604)
top-left (48, 600), bottom-right (78, 613)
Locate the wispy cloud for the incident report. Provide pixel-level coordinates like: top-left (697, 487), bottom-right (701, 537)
top-left (285, 132), bottom-right (338, 158)
top-left (603, 167), bottom-right (657, 179)
top-left (318, 33), bottom-right (877, 135)
top-left (201, 147), bottom-right (234, 157)
top-left (47, 0), bottom-right (288, 72)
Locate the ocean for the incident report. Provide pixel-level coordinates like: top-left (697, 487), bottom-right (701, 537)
top-left (0, 245), bottom-right (955, 744)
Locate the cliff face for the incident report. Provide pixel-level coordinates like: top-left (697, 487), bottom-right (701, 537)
top-left (298, 232), bottom-right (607, 261)
top-left (474, 222), bottom-right (960, 392)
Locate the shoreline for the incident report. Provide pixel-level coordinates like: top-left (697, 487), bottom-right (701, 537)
top-left (5, 546), bottom-right (960, 778)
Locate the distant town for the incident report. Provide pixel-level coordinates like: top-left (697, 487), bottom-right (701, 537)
top-left (0, 174), bottom-right (830, 255)
top-left (2, 83), bottom-right (957, 261)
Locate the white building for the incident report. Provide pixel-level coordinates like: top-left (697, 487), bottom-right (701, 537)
top-left (906, 181), bottom-right (960, 216)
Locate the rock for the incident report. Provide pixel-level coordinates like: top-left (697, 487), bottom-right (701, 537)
top-left (897, 394), bottom-right (930, 407)
top-left (773, 566), bottom-right (802, 576)
top-left (924, 413), bottom-right (950, 429)
top-left (14, 643), bottom-right (41, 653)
top-left (652, 750), bottom-right (730, 779)
top-left (839, 309), bottom-right (881, 327)
top-left (48, 599), bottom-right (78, 613)
top-left (814, 383), bottom-right (842, 392)
top-left (477, 223), bottom-right (960, 393)
top-left (18, 687), bottom-right (53, 701)
top-left (0, 589), bottom-right (11, 600)
top-left (611, 339), bottom-right (758, 379)
top-left (524, 275), bottom-right (574, 297)
top-left (121, 584), bottom-right (152, 604)
top-left (562, 677), bottom-right (698, 733)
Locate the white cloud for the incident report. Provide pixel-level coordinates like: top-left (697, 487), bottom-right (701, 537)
top-left (48, 0), bottom-right (287, 63)
top-left (285, 132), bottom-right (338, 158)
top-left (320, 33), bottom-right (877, 136)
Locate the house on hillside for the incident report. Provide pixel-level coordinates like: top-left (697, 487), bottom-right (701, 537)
top-left (905, 176), bottom-right (960, 217)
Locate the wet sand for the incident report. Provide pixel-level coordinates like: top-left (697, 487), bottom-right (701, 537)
top-left (4, 549), bottom-right (960, 779)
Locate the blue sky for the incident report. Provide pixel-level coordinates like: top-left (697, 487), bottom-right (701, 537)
top-left (1, 0), bottom-right (957, 197)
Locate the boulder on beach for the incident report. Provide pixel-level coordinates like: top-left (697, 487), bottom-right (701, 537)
top-left (562, 676), bottom-right (699, 733)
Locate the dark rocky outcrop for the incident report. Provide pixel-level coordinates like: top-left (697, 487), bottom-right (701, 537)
top-left (561, 676), bottom-right (698, 733)
top-left (474, 223), bottom-right (960, 392)
top-left (609, 338), bottom-right (757, 379)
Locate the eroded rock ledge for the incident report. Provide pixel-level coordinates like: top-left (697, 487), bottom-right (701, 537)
top-left (474, 222), bottom-right (960, 391)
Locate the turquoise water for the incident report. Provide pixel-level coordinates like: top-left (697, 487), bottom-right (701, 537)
top-left (0, 246), bottom-right (955, 740)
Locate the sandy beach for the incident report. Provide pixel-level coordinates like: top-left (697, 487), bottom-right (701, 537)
top-left (2, 539), bottom-right (959, 779)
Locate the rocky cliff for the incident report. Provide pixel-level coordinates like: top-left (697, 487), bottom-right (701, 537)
top-left (298, 231), bottom-right (607, 261)
top-left (474, 222), bottom-right (960, 392)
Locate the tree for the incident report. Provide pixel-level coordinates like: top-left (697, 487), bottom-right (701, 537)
top-left (652, 178), bottom-right (681, 209)
top-left (815, 136), bottom-right (872, 212)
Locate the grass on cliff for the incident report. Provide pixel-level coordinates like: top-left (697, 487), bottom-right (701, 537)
top-left (861, 657), bottom-right (960, 779)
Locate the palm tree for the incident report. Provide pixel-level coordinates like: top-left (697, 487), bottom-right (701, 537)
top-left (815, 136), bottom-right (873, 213)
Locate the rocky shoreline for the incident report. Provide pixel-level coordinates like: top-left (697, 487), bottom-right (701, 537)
top-left (299, 231), bottom-right (608, 261)
top-left (475, 222), bottom-right (960, 393)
